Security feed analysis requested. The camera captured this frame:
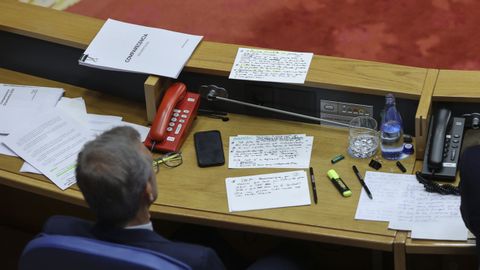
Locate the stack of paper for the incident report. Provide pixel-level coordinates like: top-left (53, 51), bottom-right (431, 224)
top-left (79, 19), bottom-right (203, 79)
top-left (355, 172), bottom-right (468, 241)
top-left (1, 85), bottom-right (150, 190)
top-left (228, 134), bottom-right (313, 168)
top-left (0, 84), bottom-right (64, 135)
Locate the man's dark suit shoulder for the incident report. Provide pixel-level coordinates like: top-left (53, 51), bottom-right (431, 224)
top-left (42, 215), bottom-right (225, 270)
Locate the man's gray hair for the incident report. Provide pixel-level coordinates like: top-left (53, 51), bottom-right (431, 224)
top-left (76, 126), bottom-right (153, 227)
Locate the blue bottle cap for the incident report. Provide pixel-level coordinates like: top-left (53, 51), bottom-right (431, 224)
top-left (403, 143), bottom-right (414, 155)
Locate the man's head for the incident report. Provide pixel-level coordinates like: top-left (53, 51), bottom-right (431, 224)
top-left (76, 126), bottom-right (157, 227)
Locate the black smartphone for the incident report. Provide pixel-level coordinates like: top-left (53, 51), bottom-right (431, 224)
top-left (194, 130), bottom-right (225, 167)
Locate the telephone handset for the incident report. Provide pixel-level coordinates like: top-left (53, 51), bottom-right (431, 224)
top-left (421, 108), bottom-right (465, 181)
top-left (144, 82), bottom-right (200, 153)
top-left (428, 108), bottom-right (451, 170)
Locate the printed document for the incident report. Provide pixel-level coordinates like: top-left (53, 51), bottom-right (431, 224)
top-left (355, 171), bottom-right (468, 241)
top-left (4, 108), bottom-right (92, 190)
top-left (228, 134), bottom-right (313, 168)
top-left (80, 19), bottom-right (203, 78)
top-left (0, 84), bottom-right (64, 134)
top-left (229, 48), bottom-right (313, 84)
top-left (225, 170), bottom-right (311, 212)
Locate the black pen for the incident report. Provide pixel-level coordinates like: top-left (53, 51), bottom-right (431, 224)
top-left (352, 165), bottom-right (373, 199)
top-left (309, 167), bottom-right (318, 204)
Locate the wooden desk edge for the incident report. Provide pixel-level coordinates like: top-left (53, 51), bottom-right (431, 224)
top-left (405, 238), bottom-right (476, 255)
top-left (0, 169), bottom-right (394, 252)
top-left (149, 204), bottom-right (394, 252)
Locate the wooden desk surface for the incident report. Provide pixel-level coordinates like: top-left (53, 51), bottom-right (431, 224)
top-left (0, 68), bottom-right (418, 251)
top-left (434, 70), bottom-right (480, 102)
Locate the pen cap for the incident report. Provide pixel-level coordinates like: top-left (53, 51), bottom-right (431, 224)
top-left (327, 169), bottom-right (340, 180)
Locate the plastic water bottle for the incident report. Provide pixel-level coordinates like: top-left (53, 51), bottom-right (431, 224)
top-left (380, 94), bottom-right (404, 160)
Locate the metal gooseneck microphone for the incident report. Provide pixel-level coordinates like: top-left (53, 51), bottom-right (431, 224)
top-left (199, 85), bottom-right (351, 128)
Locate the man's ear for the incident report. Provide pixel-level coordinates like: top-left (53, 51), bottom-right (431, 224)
top-left (144, 180), bottom-right (155, 203)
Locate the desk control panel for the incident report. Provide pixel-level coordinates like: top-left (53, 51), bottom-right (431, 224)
top-left (320, 100), bottom-right (373, 127)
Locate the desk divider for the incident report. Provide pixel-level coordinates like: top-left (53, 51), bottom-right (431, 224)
top-left (414, 69), bottom-right (439, 159)
top-left (144, 75), bottom-right (171, 123)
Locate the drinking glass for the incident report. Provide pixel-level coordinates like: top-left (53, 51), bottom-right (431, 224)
top-left (348, 116), bottom-right (379, 159)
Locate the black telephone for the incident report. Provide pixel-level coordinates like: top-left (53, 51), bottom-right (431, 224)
top-left (421, 108), bottom-right (465, 181)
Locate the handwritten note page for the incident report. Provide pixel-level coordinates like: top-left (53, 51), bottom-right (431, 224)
top-left (228, 134), bottom-right (313, 168)
top-left (225, 170), bottom-right (311, 212)
top-left (355, 171), bottom-right (468, 241)
top-left (229, 48), bottom-right (313, 84)
top-left (388, 183), bottom-right (467, 240)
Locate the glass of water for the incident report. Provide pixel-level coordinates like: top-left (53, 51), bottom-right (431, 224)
top-left (348, 116), bottom-right (379, 159)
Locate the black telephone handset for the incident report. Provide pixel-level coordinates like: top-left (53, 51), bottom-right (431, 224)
top-left (421, 108), bottom-right (465, 181)
top-left (428, 108), bottom-right (451, 171)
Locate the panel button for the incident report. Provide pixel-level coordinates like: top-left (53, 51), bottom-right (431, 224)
top-left (174, 124), bottom-right (183, 135)
top-left (168, 122), bottom-right (175, 127)
top-left (166, 127), bottom-right (173, 132)
top-left (170, 117), bottom-right (177, 122)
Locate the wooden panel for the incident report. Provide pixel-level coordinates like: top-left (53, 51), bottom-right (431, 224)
top-left (394, 232), bottom-right (407, 270)
top-left (415, 69), bottom-right (438, 159)
top-left (434, 70), bottom-right (480, 101)
top-left (0, 1), bottom-right (427, 99)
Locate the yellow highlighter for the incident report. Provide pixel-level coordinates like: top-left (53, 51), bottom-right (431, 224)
top-left (327, 169), bottom-right (352, 197)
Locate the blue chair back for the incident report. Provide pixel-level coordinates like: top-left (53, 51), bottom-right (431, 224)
top-left (19, 234), bottom-right (192, 270)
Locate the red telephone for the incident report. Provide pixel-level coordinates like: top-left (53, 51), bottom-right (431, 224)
top-left (144, 82), bottom-right (200, 152)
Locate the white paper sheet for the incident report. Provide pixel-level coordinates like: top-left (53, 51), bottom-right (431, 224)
top-left (354, 171), bottom-right (414, 222)
top-left (228, 134), bottom-right (313, 169)
top-left (229, 48), bottom-right (313, 84)
top-left (411, 218), bottom-right (468, 241)
top-left (19, 114), bottom-right (149, 174)
top-left (80, 19), bottom-right (203, 79)
top-left (0, 135), bottom-right (16, 156)
top-left (355, 171), bottom-right (468, 241)
top-left (225, 170), bottom-right (311, 212)
top-left (4, 109), bottom-right (92, 190)
top-left (0, 84), bottom-right (64, 134)
top-left (389, 188), bottom-right (462, 230)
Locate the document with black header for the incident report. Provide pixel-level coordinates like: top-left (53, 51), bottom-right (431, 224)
top-left (79, 19), bottom-right (203, 78)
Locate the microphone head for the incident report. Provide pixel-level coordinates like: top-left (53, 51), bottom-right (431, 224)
top-left (199, 85), bottom-right (228, 101)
